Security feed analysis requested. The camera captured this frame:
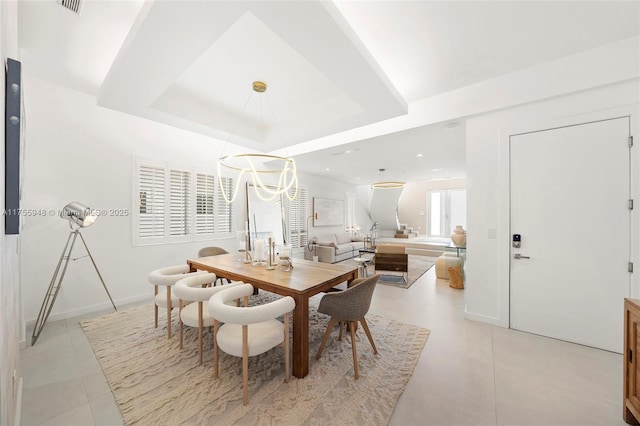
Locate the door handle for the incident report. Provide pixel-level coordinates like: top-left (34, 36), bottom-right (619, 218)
top-left (514, 253), bottom-right (530, 259)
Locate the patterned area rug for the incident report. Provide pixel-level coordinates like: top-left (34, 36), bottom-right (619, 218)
top-left (339, 255), bottom-right (436, 289)
top-left (81, 294), bottom-right (430, 425)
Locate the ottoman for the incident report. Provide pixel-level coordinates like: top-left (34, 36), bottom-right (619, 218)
top-left (435, 253), bottom-right (463, 280)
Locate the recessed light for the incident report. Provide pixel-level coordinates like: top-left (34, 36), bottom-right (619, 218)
top-left (417, 153), bottom-right (424, 158)
top-left (355, 177), bottom-right (360, 180)
top-left (431, 168), bottom-right (441, 171)
top-left (325, 168), bottom-right (331, 171)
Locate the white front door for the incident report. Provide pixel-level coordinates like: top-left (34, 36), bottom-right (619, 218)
top-left (509, 117), bottom-right (631, 353)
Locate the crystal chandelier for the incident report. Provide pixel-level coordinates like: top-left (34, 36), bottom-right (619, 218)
top-left (218, 81), bottom-right (298, 203)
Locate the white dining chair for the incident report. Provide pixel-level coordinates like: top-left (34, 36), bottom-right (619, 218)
top-left (207, 284), bottom-right (295, 405)
top-left (148, 265), bottom-right (207, 339)
top-left (174, 273), bottom-right (243, 365)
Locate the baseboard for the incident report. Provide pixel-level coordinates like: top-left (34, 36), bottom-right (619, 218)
top-left (24, 293), bottom-right (150, 329)
top-left (14, 376), bottom-right (22, 426)
top-left (464, 310), bottom-right (505, 327)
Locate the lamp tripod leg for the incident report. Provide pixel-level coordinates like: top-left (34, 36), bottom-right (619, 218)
top-left (31, 230), bottom-right (78, 346)
top-left (77, 231), bottom-right (117, 312)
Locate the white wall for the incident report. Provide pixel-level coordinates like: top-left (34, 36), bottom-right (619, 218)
top-left (465, 78), bottom-right (640, 326)
top-left (368, 187), bottom-right (403, 234)
top-left (20, 75), bottom-right (361, 333)
top-left (0, 1), bottom-right (20, 424)
top-left (297, 171), bottom-right (364, 241)
top-left (398, 178), bottom-right (466, 235)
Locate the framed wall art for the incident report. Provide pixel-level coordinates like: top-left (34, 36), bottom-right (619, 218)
top-left (312, 197), bottom-right (344, 227)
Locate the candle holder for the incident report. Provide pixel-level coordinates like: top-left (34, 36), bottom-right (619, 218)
top-left (266, 236), bottom-right (276, 270)
top-left (278, 244), bottom-right (293, 272)
top-left (253, 238), bottom-right (266, 266)
top-left (237, 230), bottom-right (251, 263)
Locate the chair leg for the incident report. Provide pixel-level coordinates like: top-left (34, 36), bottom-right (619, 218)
top-left (350, 321), bottom-right (359, 380)
top-left (166, 286), bottom-right (172, 339)
top-left (198, 302), bottom-right (204, 365)
top-left (360, 317), bottom-right (378, 354)
top-left (179, 300), bottom-right (184, 349)
top-left (316, 317), bottom-right (337, 360)
top-left (284, 312), bottom-right (290, 383)
top-left (213, 320), bottom-right (220, 378)
top-left (154, 285), bottom-right (158, 328)
top-left (242, 324), bottom-right (249, 406)
top-left (338, 321), bottom-right (344, 341)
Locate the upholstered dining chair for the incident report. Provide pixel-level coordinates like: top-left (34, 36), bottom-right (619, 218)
top-left (207, 283), bottom-right (295, 405)
top-left (174, 273), bottom-right (244, 365)
top-left (198, 246), bottom-right (228, 257)
top-left (315, 274), bottom-right (380, 379)
top-left (148, 265), bottom-right (207, 339)
top-left (198, 247), bottom-right (231, 286)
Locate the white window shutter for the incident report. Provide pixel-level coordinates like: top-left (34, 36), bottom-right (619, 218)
top-left (196, 173), bottom-right (215, 236)
top-left (138, 165), bottom-right (165, 240)
top-left (289, 187), bottom-right (308, 249)
top-left (216, 177), bottom-right (233, 237)
top-left (169, 169), bottom-right (191, 238)
top-left (134, 159), bottom-right (235, 245)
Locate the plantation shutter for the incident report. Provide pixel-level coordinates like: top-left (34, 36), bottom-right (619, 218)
top-left (134, 159), bottom-right (235, 245)
top-left (196, 174), bottom-right (215, 236)
top-left (289, 187), bottom-right (308, 249)
top-left (138, 165), bottom-right (165, 239)
top-left (169, 169), bottom-right (191, 237)
top-left (216, 177), bottom-right (233, 236)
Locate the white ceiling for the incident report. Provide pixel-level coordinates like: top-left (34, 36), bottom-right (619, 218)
top-left (17, 0), bottom-right (640, 185)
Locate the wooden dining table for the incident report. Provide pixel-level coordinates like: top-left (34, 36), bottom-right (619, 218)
top-left (187, 253), bottom-right (357, 378)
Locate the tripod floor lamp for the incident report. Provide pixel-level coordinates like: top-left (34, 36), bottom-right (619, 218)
top-left (31, 201), bottom-right (117, 346)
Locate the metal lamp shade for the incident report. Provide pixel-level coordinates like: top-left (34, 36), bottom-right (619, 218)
top-left (60, 201), bottom-right (97, 228)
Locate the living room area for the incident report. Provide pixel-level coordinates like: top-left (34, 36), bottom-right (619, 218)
top-left (298, 175), bottom-right (466, 287)
top-left (3, 1), bottom-right (640, 425)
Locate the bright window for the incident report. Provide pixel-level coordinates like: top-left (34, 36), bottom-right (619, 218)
top-left (427, 189), bottom-right (466, 238)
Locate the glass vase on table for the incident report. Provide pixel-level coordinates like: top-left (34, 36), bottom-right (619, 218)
top-left (253, 238), bottom-right (267, 266)
top-left (278, 244), bottom-right (293, 271)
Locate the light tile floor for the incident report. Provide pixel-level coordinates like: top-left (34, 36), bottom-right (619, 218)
top-left (20, 267), bottom-right (626, 425)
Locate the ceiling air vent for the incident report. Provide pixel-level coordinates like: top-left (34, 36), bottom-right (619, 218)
top-left (57, 0), bottom-right (82, 15)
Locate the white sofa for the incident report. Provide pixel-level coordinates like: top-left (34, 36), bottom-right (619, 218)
top-left (307, 233), bottom-right (365, 263)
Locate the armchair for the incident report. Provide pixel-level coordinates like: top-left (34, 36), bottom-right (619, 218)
top-left (174, 273), bottom-right (243, 365)
top-left (374, 243), bottom-right (408, 282)
top-left (315, 275), bottom-right (380, 379)
top-left (208, 284), bottom-right (295, 405)
top-left (148, 265), bottom-right (207, 338)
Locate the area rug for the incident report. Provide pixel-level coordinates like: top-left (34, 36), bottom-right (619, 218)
top-left (81, 294), bottom-right (430, 425)
top-left (339, 255), bottom-right (436, 289)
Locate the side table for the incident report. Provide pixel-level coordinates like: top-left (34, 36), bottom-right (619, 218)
top-left (353, 257), bottom-right (370, 278)
top-left (446, 244), bottom-right (466, 257)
